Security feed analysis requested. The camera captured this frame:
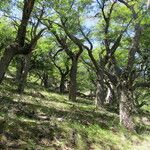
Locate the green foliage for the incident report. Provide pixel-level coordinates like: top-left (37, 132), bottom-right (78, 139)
top-left (0, 18), bottom-right (14, 51)
top-left (0, 0), bottom-right (11, 9)
top-left (0, 0), bottom-right (150, 148)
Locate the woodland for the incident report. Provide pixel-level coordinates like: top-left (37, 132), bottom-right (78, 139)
top-left (0, 0), bottom-right (150, 149)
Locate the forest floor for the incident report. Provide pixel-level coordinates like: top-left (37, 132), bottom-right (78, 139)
top-left (0, 78), bottom-right (150, 150)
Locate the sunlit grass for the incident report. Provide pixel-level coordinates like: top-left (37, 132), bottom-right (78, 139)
top-left (0, 79), bottom-right (150, 149)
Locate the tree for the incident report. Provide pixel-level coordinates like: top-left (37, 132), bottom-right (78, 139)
top-left (80, 0), bottom-right (148, 129)
top-left (15, 3), bottom-right (46, 93)
top-left (40, 0), bottom-right (90, 101)
top-left (0, 0), bottom-right (45, 83)
top-left (49, 49), bottom-right (70, 93)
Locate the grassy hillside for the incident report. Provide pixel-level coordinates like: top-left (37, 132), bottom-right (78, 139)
top-left (0, 79), bottom-right (150, 150)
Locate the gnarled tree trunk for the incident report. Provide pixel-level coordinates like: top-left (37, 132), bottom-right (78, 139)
top-left (119, 84), bottom-right (135, 130)
top-left (60, 74), bottom-right (66, 93)
top-left (106, 83), bottom-right (118, 106)
top-left (69, 59), bottom-right (78, 101)
top-left (0, 47), bottom-right (16, 83)
top-left (16, 56), bottom-right (24, 83)
top-left (119, 24), bottom-right (141, 130)
top-left (16, 53), bottom-right (32, 93)
top-left (95, 71), bottom-right (106, 107)
top-left (0, 0), bottom-right (36, 84)
top-left (43, 72), bottom-right (49, 88)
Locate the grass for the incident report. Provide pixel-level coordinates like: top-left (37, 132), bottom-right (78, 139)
top-left (0, 78), bottom-right (150, 150)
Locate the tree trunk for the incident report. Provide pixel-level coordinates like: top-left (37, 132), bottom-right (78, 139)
top-left (43, 72), bottom-right (49, 88)
top-left (119, 85), bottom-right (135, 130)
top-left (69, 59), bottom-right (78, 101)
top-left (106, 83), bottom-right (117, 105)
top-left (60, 74), bottom-right (66, 93)
top-left (106, 87), bottom-right (113, 104)
top-left (17, 53), bottom-right (32, 93)
top-left (95, 72), bottom-right (106, 107)
top-left (16, 56), bottom-right (24, 83)
top-left (0, 48), bottom-right (16, 83)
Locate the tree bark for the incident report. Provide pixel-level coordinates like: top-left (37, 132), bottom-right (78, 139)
top-left (106, 83), bottom-right (118, 105)
top-left (60, 74), bottom-right (66, 93)
top-left (119, 84), bottom-right (135, 130)
top-left (69, 59), bottom-right (78, 101)
top-left (0, 48), bottom-right (16, 83)
top-left (43, 72), bottom-right (49, 88)
top-left (17, 53), bottom-right (32, 93)
top-left (106, 86), bottom-right (113, 104)
top-left (119, 24), bottom-right (141, 130)
top-left (0, 0), bottom-right (36, 84)
top-left (16, 56), bottom-right (24, 82)
top-left (95, 71), bottom-right (106, 107)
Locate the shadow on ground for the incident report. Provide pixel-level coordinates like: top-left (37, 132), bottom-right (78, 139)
top-left (0, 95), bottom-right (119, 149)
